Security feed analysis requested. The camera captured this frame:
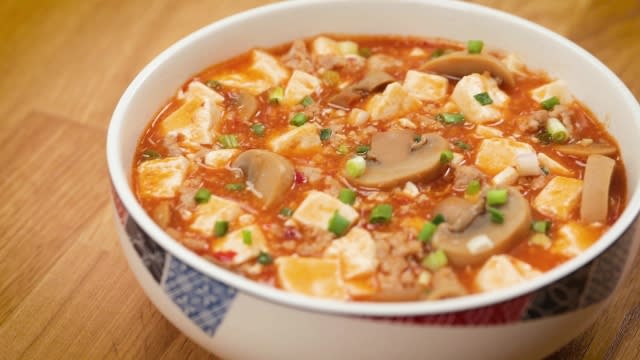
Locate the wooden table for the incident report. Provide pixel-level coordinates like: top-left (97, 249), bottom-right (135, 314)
top-left (1, 0), bottom-right (639, 359)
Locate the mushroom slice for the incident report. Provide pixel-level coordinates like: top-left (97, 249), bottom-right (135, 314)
top-left (421, 51), bottom-right (515, 88)
top-left (349, 133), bottom-right (449, 189)
top-left (233, 91), bottom-right (258, 122)
top-left (231, 149), bottom-right (295, 208)
top-left (432, 188), bottom-right (532, 266)
top-left (553, 142), bottom-right (617, 158)
top-left (328, 71), bottom-right (395, 108)
top-left (581, 154), bottom-right (616, 223)
top-left (433, 196), bottom-right (485, 232)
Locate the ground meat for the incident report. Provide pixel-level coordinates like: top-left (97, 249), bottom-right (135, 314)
top-left (519, 110), bottom-right (548, 133)
top-left (453, 165), bottom-right (485, 192)
top-left (372, 231), bottom-right (424, 298)
top-left (295, 226), bottom-right (335, 256)
top-left (314, 54), bottom-right (345, 70)
top-left (550, 104), bottom-right (575, 133)
top-left (281, 40), bottom-right (314, 73)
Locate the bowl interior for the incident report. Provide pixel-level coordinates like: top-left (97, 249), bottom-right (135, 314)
top-left (108, 0), bottom-right (640, 316)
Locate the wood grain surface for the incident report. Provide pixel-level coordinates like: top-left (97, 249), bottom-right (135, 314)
top-left (1, 0), bottom-right (639, 359)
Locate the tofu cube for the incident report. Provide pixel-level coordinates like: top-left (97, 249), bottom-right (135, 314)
top-left (475, 255), bottom-right (541, 292)
top-left (475, 124), bottom-right (503, 138)
top-left (283, 70), bottom-right (321, 105)
top-left (366, 82), bottom-right (421, 121)
top-left (292, 190), bottom-right (359, 231)
top-left (203, 149), bottom-right (239, 168)
top-left (451, 73), bottom-right (509, 124)
top-left (534, 176), bottom-right (583, 220)
top-left (475, 138), bottom-right (536, 176)
top-left (212, 225), bottom-right (267, 264)
top-left (269, 123), bottom-right (321, 154)
top-left (158, 97), bottom-right (217, 147)
top-left (347, 108), bottom-right (370, 126)
top-left (276, 256), bottom-right (347, 299)
top-left (530, 80), bottom-right (573, 105)
top-left (551, 222), bottom-right (602, 257)
top-left (312, 36), bottom-right (340, 56)
top-left (402, 70), bottom-right (448, 102)
top-left (184, 80), bottom-right (224, 104)
top-left (137, 157), bottom-right (190, 199)
top-left (249, 50), bottom-right (289, 87)
top-left (190, 195), bottom-right (243, 235)
top-left (324, 227), bottom-right (378, 279)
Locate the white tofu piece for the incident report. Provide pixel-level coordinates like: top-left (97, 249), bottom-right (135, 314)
top-left (409, 47), bottom-right (427, 57)
top-left (158, 95), bottom-right (221, 148)
top-left (402, 70), bottom-right (448, 102)
top-left (530, 80), bottom-right (573, 105)
top-left (402, 181), bottom-right (420, 198)
top-left (203, 149), bottom-right (238, 168)
top-left (397, 117), bottom-right (416, 129)
top-left (475, 138), bottom-right (536, 175)
top-left (324, 227), bottom-right (378, 279)
top-left (190, 195), bottom-right (243, 235)
top-left (269, 123), bottom-right (321, 153)
top-left (348, 108), bottom-right (370, 126)
top-left (311, 36), bottom-right (359, 56)
top-left (538, 153), bottom-right (573, 176)
top-left (292, 190), bottom-right (359, 231)
top-left (475, 124), bottom-right (503, 138)
top-left (218, 50), bottom-right (289, 95)
top-left (475, 255), bottom-right (541, 292)
top-left (212, 225), bottom-right (267, 265)
top-left (492, 166), bottom-right (519, 186)
top-left (366, 82), bottom-right (421, 121)
top-left (534, 176), bottom-right (583, 220)
top-left (551, 222), bottom-right (601, 257)
top-left (184, 80), bottom-right (224, 104)
top-left (137, 157), bottom-right (190, 199)
top-left (451, 73), bottom-right (509, 124)
top-left (501, 53), bottom-right (527, 77)
top-left (283, 70), bottom-right (321, 105)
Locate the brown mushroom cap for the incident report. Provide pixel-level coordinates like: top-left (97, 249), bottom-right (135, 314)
top-left (553, 142), bottom-right (617, 158)
top-left (348, 132), bottom-right (449, 189)
top-left (234, 91), bottom-right (258, 122)
top-left (432, 188), bottom-right (532, 266)
top-left (421, 51), bottom-right (515, 88)
top-left (231, 149), bottom-right (295, 208)
top-left (328, 71), bottom-right (395, 108)
top-left (581, 154), bottom-right (616, 222)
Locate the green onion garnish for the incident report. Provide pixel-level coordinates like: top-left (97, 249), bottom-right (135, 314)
top-left (242, 230), bottom-right (253, 245)
top-left (466, 179), bottom-right (481, 195)
top-left (418, 222), bottom-right (437, 242)
top-left (436, 112), bottom-right (465, 124)
top-left (422, 249), bottom-right (448, 271)
top-left (358, 47), bottom-right (372, 58)
top-left (279, 207), bottom-right (293, 217)
top-left (432, 213), bottom-right (446, 225)
top-left (430, 48), bottom-right (445, 59)
top-left (300, 95), bottom-right (314, 107)
top-left (328, 211), bottom-right (350, 236)
top-left (541, 166), bottom-right (550, 175)
top-left (487, 206), bottom-right (504, 224)
top-left (474, 92), bottom-right (493, 106)
top-left (268, 86), bottom-right (284, 104)
top-left (369, 204), bottom-right (393, 224)
top-left (414, 135), bottom-right (422, 143)
top-left (338, 188), bottom-right (357, 205)
top-left (440, 150), bottom-right (454, 163)
top-left (454, 140), bottom-right (471, 151)
top-left (467, 40), bottom-right (484, 54)
top-left (225, 183), bottom-right (245, 191)
top-left (250, 123), bottom-right (265, 136)
top-left (336, 144), bottom-right (349, 155)
top-left (194, 188), bottom-right (211, 204)
top-left (142, 149), bottom-right (161, 160)
top-left (206, 80), bottom-right (222, 89)
top-left (257, 251), bottom-right (273, 265)
top-left (290, 113), bottom-right (308, 127)
top-left (218, 134), bottom-right (239, 149)
top-left (214, 221), bottom-right (228, 237)
top-left (532, 220), bottom-right (551, 234)
top-left (345, 156), bottom-right (366, 178)
top-left (546, 118), bottom-right (569, 143)
top-left (320, 128), bottom-right (332, 141)
top-left (486, 189), bottom-right (508, 206)
top-left (540, 96), bottom-right (560, 110)
top-left (355, 145), bottom-right (370, 155)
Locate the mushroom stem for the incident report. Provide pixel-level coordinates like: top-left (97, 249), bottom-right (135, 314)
top-left (580, 154), bottom-right (615, 223)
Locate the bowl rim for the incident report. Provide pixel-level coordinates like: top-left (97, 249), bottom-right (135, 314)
top-left (107, 0), bottom-right (640, 317)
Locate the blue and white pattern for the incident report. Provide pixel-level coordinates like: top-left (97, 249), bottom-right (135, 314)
top-left (126, 217), bottom-right (166, 283)
top-left (162, 255), bottom-right (237, 336)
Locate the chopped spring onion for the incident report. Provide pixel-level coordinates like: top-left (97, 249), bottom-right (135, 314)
top-left (320, 128), bottom-right (332, 141)
top-left (474, 92), bottom-right (493, 105)
top-left (529, 233), bottom-right (552, 249)
top-left (328, 211), bottom-right (350, 236)
top-left (336, 144), bottom-right (349, 155)
top-left (268, 86), bottom-right (284, 104)
top-left (338, 188), bottom-right (357, 205)
top-left (322, 70), bottom-right (341, 87)
top-left (339, 41), bottom-right (359, 55)
top-left (546, 118), bottom-right (569, 143)
top-left (290, 113), bottom-right (309, 127)
top-left (430, 48), bottom-right (445, 58)
top-left (414, 135), bottom-right (422, 143)
top-left (466, 179), bottom-right (481, 195)
top-left (540, 96), bottom-right (560, 110)
top-left (440, 150), bottom-right (454, 163)
top-left (369, 204), bottom-right (393, 224)
top-left (358, 47), bottom-right (372, 58)
top-left (214, 221), bottom-right (228, 237)
top-left (487, 206), bottom-right (504, 224)
top-left (250, 123), bottom-right (265, 136)
top-left (486, 189), bottom-right (508, 206)
top-left (206, 80), bottom-right (222, 89)
top-left (225, 183), bottom-right (245, 191)
top-left (242, 230), bottom-right (253, 245)
top-left (345, 156), bottom-right (366, 178)
top-left (454, 140), bottom-right (471, 151)
top-left (279, 207), bottom-right (293, 217)
top-left (467, 40), bottom-right (484, 54)
top-left (355, 145), bottom-right (370, 155)
top-left (194, 188), bottom-right (211, 204)
top-left (432, 213), bottom-right (446, 225)
top-left (142, 149), bottom-right (161, 160)
top-left (218, 134), bottom-right (239, 149)
top-left (532, 220), bottom-right (551, 233)
top-left (257, 251), bottom-right (273, 265)
top-left (422, 249), bottom-right (448, 271)
top-left (436, 112), bottom-right (465, 124)
top-left (300, 95), bottom-right (314, 107)
top-left (418, 222), bottom-right (437, 242)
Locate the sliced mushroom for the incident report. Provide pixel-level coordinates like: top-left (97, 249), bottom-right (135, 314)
top-left (349, 132), bottom-right (449, 189)
top-left (553, 142), bottom-right (617, 158)
top-left (233, 91), bottom-right (258, 122)
top-left (434, 196), bottom-right (485, 232)
top-left (328, 71), bottom-right (395, 108)
top-left (421, 51), bottom-right (515, 88)
top-left (581, 154), bottom-right (616, 223)
top-left (231, 149), bottom-right (295, 208)
top-left (426, 267), bottom-right (468, 300)
top-left (432, 188), bottom-right (532, 266)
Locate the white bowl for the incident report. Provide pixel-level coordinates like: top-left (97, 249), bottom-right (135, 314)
top-left (107, 1), bottom-right (640, 359)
